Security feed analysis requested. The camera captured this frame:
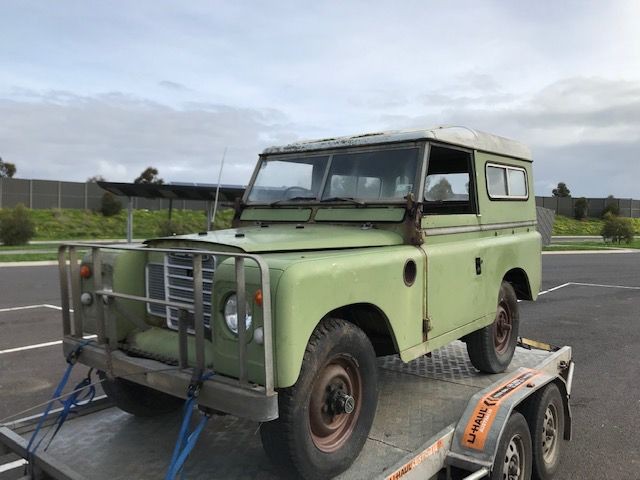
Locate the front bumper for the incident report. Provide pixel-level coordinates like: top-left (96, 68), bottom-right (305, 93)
top-left (64, 337), bottom-right (278, 422)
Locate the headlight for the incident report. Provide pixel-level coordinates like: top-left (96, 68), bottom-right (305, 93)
top-left (223, 293), bottom-right (252, 335)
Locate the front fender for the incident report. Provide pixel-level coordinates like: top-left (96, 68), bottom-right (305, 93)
top-left (273, 246), bottom-right (425, 388)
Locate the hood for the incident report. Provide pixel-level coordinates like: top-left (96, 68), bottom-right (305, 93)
top-left (151, 224), bottom-right (403, 253)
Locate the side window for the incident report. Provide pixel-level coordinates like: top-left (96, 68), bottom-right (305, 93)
top-left (486, 163), bottom-right (528, 199)
top-left (423, 145), bottom-right (476, 214)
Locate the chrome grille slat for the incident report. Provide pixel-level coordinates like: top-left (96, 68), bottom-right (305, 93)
top-left (146, 253), bottom-right (215, 332)
top-left (146, 263), bottom-right (166, 317)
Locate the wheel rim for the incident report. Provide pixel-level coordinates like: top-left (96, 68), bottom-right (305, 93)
top-left (501, 433), bottom-right (526, 480)
top-left (494, 302), bottom-right (513, 354)
top-left (309, 354), bottom-right (362, 453)
top-left (542, 403), bottom-right (559, 464)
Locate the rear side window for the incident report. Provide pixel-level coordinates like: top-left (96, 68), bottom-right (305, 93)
top-left (486, 163), bottom-right (528, 199)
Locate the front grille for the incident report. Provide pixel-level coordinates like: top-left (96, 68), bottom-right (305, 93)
top-left (145, 253), bottom-right (215, 332)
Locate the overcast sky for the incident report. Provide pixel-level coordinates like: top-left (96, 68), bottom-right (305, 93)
top-left (1, 1), bottom-right (639, 197)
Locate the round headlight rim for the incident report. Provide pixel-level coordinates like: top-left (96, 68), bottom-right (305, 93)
top-left (222, 292), bottom-right (253, 336)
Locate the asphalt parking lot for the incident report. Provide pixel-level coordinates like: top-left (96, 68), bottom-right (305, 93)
top-left (1, 253), bottom-right (639, 479)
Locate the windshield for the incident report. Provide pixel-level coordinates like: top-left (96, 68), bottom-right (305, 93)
top-left (247, 147), bottom-right (420, 203)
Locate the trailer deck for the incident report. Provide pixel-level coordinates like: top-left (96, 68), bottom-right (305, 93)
top-left (0, 342), bottom-right (567, 480)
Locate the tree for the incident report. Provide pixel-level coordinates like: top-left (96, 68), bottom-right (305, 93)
top-left (0, 158), bottom-right (16, 178)
top-left (134, 167), bottom-right (164, 185)
top-left (552, 182), bottom-right (570, 197)
top-left (87, 175), bottom-right (106, 183)
top-left (425, 177), bottom-right (453, 201)
top-left (574, 197), bottom-right (589, 220)
top-left (601, 213), bottom-right (634, 244)
top-left (602, 195), bottom-right (620, 217)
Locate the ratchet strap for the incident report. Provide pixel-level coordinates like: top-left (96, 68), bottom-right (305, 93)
top-left (165, 371), bottom-right (215, 480)
top-left (25, 340), bottom-right (95, 465)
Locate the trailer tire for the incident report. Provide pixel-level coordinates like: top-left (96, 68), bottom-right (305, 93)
top-left (490, 412), bottom-right (532, 480)
top-left (260, 318), bottom-right (378, 480)
top-left (525, 383), bottom-right (565, 480)
top-left (98, 371), bottom-right (183, 417)
top-left (466, 281), bottom-right (519, 373)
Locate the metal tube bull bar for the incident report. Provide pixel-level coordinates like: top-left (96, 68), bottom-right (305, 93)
top-left (57, 243), bottom-right (276, 407)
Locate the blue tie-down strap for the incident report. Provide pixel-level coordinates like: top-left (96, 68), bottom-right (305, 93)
top-left (165, 372), bottom-right (215, 480)
top-left (25, 339), bottom-right (95, 462)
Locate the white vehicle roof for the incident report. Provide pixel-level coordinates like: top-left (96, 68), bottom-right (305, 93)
top-left (263, 126), bottom-right (532, 161)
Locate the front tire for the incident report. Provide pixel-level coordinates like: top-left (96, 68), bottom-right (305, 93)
top-left (99, 371), bottom-right (183, 417)
top-left (260, 318), bottom-right (378, 480)
top-left (490, 412), bottom-right (532, 480)
top-left (467, 281), bottom-right (519, 373)
top-left (525, 383), bottom-right (565, 480)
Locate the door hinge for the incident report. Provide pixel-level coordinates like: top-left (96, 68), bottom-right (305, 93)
top-left (422, 317), bottom-right (432, 340)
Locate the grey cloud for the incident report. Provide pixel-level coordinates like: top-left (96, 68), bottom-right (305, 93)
top-left (0, 90), bottom-right (299, 185)
top-left (381, 76), bottom-right (640, 197)
top-left (158, 80), bottom-right (191, 92)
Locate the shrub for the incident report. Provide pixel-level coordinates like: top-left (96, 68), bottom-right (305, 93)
top-left (574, 197), bottom-right (588, 220)
top-left (601, 214), bottom-right (634, 244)
top-left (0, 204), bottom-right (36, 245)
top-left (157, 219), bottom-right (191, 237)
top-left (602, 195), bottom-right (620, 217)
top-left (101, 192), bottom-right (122, 217)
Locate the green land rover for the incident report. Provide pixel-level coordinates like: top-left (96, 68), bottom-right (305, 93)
top-left (59, 126), bottom-right (541, 479)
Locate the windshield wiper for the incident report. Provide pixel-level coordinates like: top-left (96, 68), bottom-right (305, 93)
top-left (269, 196), bottom-right (317, 206)
top-left (320, 196), bottom-right (366, 206)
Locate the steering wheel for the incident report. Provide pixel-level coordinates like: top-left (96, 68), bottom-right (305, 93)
top-left (283, 186), bottom-right (314, 199)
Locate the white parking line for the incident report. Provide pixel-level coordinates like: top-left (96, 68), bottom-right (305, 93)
top-left (536, 281), bottom-right (640, 298)
top-left (0, 335), bottom-right (97, 355)
top-left (0, 459), bottom-right (27, 473)
top-left (0, 304), bottom-right (71, 313)
top-left (538, 283), bottom-right (572, 296)
top-left (570, 282), bottom-right (640, 291)
top-left (0, 339), bottom-right (64, 354)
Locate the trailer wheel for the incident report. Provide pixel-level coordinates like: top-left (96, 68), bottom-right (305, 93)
top-left (98, 371), bottom-right (183, 417)
top-left (525, 383), bottom-right (565, 480)
top-left (491, 412), bottom-right (532, 480)
top-left (466, 281), bottom-right (519, 373)
top-left (260, 318), bottom-right (378, 480)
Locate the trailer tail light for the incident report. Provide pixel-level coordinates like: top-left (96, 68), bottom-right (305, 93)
top-left (80, 264), bottom-right (92, 279)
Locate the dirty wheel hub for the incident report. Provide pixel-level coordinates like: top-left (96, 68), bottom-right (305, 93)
top-left (309, 355), bottom-right (362, 453)
top-left (494, 303), bottom-right (512, 354)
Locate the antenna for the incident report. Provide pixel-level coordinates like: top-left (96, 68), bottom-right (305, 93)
top-left (211, 147), bottom-right (227, 230)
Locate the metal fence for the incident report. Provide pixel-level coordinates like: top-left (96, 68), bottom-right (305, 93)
top-left (536, 196), bottom-right (640, 218)
top-left (0, 178), bottom-right (222, 211)
top-left (2, 178), bottom-right (638, 219)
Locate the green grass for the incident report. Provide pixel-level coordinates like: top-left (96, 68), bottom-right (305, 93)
top-left (544, 239), bottom-right (640, 251)
top-left (552, 215), bottom-right (640, 236)
top-left (0, 208), bottom-right (234, 242)
top-left (0, 243), bottom-right (60, 251)
top-left (0, 253), bottom-right (60, 262)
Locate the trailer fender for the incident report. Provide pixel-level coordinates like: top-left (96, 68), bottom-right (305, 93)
top-left (446, 364), bottom-right (569, 473)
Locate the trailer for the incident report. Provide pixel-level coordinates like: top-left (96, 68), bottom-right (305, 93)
top-left (0, 338), bottom-right (573, 480)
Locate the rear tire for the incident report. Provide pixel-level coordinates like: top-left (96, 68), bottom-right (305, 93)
top-left (99, 371), bottom-right (183, 417)
top-left (490, 412), bottom-right (532, 480)
top-left (260, 318), bottom-right (378, 480)
top-left (467, 281), bottom-right (519, 373)
top-left (524, 383), bottom-right (565, 480)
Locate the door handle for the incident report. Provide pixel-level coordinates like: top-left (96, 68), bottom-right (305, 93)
top-left (475, 257), bottom-right (482, 275)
